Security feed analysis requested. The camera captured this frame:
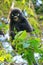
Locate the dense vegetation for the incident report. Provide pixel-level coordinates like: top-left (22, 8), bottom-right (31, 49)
top-left (0, 0), bottom-right (43, 65)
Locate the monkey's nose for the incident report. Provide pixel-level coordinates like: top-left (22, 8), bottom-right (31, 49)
top-left (14, 16), bottom-right (17, 19)
top-left (14, 16), bottom-right (18, 21)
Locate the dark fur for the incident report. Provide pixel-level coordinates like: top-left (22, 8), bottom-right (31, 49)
top-left (9, 9), bottom-right (34, 40)
top-left (0, 31), bottom-right (4, 36)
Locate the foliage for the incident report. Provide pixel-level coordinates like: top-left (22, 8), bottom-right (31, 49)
top-left (39, 15), bottom-right (43, 20)
top-left (29, 17), bottom-right (41, 35)
top-left (38, 54), bottom-right (43, 65)
top-left (0, 0), bottom-right (43, 65)
top-left (0, 49), bottom-right (12, 62)
top-left (0, 0), bottom-right (12, 17)
top-left (0, 21), bottom-right (9, 34)
top-left (12, 31), bottom-right (43, 65)
top-left (32, 0), bottom-right (43, 14)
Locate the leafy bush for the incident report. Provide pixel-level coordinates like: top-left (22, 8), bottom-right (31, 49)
top-left (12, 31), bottom-right (42, 65)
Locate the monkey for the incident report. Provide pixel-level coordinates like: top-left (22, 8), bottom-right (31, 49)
top-left (9, 8), bottom-right (34, 40)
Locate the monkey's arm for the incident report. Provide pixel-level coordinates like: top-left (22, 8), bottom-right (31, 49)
top-left (9, 22), bottom-right (16, 39)
top-left (21, 18), bottom-right (34, 32)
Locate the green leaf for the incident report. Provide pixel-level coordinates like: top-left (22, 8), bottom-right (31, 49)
top-left (15, 31), bottom-right (27, 40)
top-left (23, 42), bottom-right (30, 48)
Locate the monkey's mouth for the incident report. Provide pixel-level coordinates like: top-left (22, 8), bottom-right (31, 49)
top-left (14, 16), bottom-right (18, 21)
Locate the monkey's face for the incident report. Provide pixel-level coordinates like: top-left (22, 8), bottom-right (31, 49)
top-left (10, 9), bottom-right (22, 22)
top-left (12, 12), bottom-right (20, 21)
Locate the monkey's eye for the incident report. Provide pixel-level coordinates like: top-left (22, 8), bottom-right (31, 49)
top-left (17, 14), bottom-right (19, 16)
top-left (12, 14), bottom-right (14, 17)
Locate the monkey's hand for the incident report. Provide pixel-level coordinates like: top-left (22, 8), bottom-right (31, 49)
top-left (10, 31), bottom-right (16, 40)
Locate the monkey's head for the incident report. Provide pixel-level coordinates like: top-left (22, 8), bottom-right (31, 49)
top-left (10, 8), bottom-right (23, 22)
